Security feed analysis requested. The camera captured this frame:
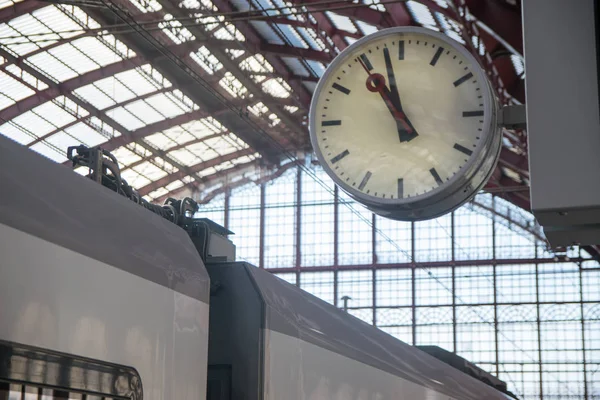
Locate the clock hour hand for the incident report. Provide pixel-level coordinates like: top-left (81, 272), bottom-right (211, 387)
top-left (365, 73), bottom-right (418, 142)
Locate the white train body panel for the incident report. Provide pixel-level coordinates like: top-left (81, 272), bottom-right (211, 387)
top-left (0, 134), bottom-right (211, 399)
top-left (0, 223), bottom-right (209, 400)
top-left (265, 329), bottom-right (455, 400)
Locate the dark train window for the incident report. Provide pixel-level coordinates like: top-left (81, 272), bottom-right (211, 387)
top-left (206, 365), bottom-right (231, 400)
top-left (0, 340), bottom-right (142, 400)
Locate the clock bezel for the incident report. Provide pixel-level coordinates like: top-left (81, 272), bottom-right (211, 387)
top-left (308, 26), bottom-right (500, 216)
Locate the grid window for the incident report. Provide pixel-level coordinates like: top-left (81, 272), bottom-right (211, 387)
top-left (456, 322), bottom-right (496, 364)
top-left (495, 223), bottom-right (536, 259)
top-left (376, 269), bottom-right (412, 307)
top-left (274, 272), bottom-right (297, 286)
top-left (380, 325), bottom-right (413, 345)
top-left (338, 191), bottom-right (373, 265)
top-left (415, 268), bottom-right (452, 306)
top-left (538, 263), bottom-right (581, 303)
top-left (375, 217), bottom-right (412, 263)
top-left (582, 270), bottom-right (600, 302)
top-left (301, 168), bottom-right (334, 267)
top-left (496, 264), bottom-right (537, 303)
top-left (584, 306), bottom-right (600, 364)
top-left (338, 270), bottom-right (373, 308)
top-left (453, 205), bottom-right (493, 260)
top-left (499, 363), bottom-right (540, 399)
top-left (414, 214), bottom-right (452, 262)
top-left (299, 271), bottom-right (334, 304)
top-left (264, 169), bottom-right (296, 268)
top-left (196, 193), bottom-right (225, 226)
top-left (455, 266), bottom-right (494, 304)
top-left (541, 363), bottom-right (586, 399)
top-left (497, 322), bottom-right (539, 364)
top-left (376, 307), bottom-right (412, 330)
top-left (228, 185), bottom-right (261, 265)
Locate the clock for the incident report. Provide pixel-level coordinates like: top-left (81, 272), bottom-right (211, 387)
top-left (308, 26), bottom-right (503, 221)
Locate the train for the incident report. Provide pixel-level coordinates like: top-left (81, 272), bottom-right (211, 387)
top-left (0, 133), bottom-right (517, 400)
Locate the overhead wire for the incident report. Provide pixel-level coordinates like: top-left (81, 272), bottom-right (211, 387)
top-left (2, 0), bottom-right (575, 395)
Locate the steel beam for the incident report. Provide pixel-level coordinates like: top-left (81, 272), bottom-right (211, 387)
top-left (264, 257), bottom-right (587, 273)
top-left (101, 109), bottom-right (210, 151)
top-left (0, 0), bottom-right (46, 23)
top-left (137, 148), bottom-right (254, 196)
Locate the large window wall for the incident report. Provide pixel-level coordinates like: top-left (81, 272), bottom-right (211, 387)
top-left (197, 165), bottom-right (600, 400)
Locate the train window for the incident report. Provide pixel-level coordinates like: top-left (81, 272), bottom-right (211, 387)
top-left (206, 365), bottom-right (231, 400)
top-left (0, 340), bottom-right (142, 400)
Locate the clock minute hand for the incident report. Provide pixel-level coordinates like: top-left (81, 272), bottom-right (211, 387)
top-left (383, 47), bottom-right (401, 109)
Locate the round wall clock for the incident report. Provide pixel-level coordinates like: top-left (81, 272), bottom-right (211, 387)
top-left (309, 26), bottom-right (503, 221)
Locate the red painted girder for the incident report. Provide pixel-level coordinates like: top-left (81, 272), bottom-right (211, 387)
top-left (264, 257), bottom-right (582, 273)
top-left (464, 0), bottom-right (523, 55)
top-left (154, 157), bottom-right (264, 202)
top-left (382, 2), bottom-right (413, 26)
top-left (0, 0), bottom-right (46, 23)
top-left (287, 0), bottom-right (348, 52)
top-left (101, 109), bottom-right (211, 151)
top-left (181, 0), bottom-right (314, 109)
top-left (1, 46), bottom-right (203, 185)
top-left (137, 148), bottom-right (255, 196)
top-left (193, 160), bottom-right (296, 204)
top-left (267, 16), bottom-right (363, 40)
top-left (0, 39), bottom-right (200, 122)
top-left (210, 39), bottom-right (331, 62)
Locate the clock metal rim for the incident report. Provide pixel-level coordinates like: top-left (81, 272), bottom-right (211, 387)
top-left (308, 26), bottom-right (499, 210)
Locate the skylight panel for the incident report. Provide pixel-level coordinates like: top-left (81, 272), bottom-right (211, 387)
top-left (27, 52), bottom-right (78, 82)
top-left (190, 46), bottom-right (223, 75)
top-left (145, 132), bottom-right (178, 149)
top-left (0, 1), bottom-right (24, 11)
top-left (261, 78), bottom-right (291, 98)
top-left (32, 5), bottom-right (83, 39)
top-left (74, 84), bottom-right (117, 110)
top-left (226, 49), bottom-right (245, 59)
top-left (406, 1), bottom-right (438, 28)
top-left (239, 54), bottom-right (273, 74)
top-left (204, 136), bottom-right (239, 155)
top-left (120, 169), bottom-right (151, 188)
top-left (0, 93), bottom-right (14, 110)
top-left (178, 119), bottom-right (218, 140)
top-left (129, 0), bottom-right (163, 13)
top-left (511, 54), bottom-right (524, 77)
top-left (111, 146), bottom-right (142, 166)
top-left (30, 141), bottom-right (67, 163)
top-left (45, 131), bottom-right (81, 151)
top-left (8, 12), bottom-right (50, 37)
top-left (61, 5), bottom-right (101, 30)
top-left (152, 156), bottom-right (176, 173)
top-left (12, 111), bottom-right (56, 136)
top-left (5, 64), bottom-right (48, 90)
top-left (432, 0), bottom-right (448, 7)
top-left (284, 105), bottom-right (298, 114)
top-left (187, 142), bottom-right (215, 158)
top-left (280, 56), bottom-right (309, 77)
top-left (165, 180), bottom-right (184, 191)
top-left (148, 187), bottom-right (170, 200)
top-left (248, 102), bottom-right (269, 118)
top-left (355, 20), bottom-right (378, 36)
top-left (117, 67), bottom-right (165, 95)
top-left (250, 21), bottom-right (284, 45)
top-left (144, 93), bottom-right (188, 118)
top-left (325, 12), bottom-right (358, 34)
top-left (276, 24), bottom-right (308, 49)
top-left (93, 76), bottom-right (137, 104)
top-left (124, 100), bottom-right (166, 125)
top-left (106, 107), bottom-right (145, 131)
top-left (72, 37), bottom-right (122, 67)
top-left (64, 123), bottom-right (108, 147)
top-left (296, 27), bottom-right (325, 51)
top-left (164, 91), bottom-right (197, 112)
top-left (0, 70), bottom-right (35, 104)
top-left (160, 15), bottom-right (195, 44)
top-left (0, 121), bottom-right (35, 144)
top-left (32, 101), bottom-right (76, 128)
top-left (219, 72), bottom-right (248, 98)
top-left (132, 161), bottom-right (168, 180)
top-left (48, 43), bottom-right (99, 75)
top-left (168, 148), bottom-right (201, 165)
top-left (214, 26), bottom-right (236, 41)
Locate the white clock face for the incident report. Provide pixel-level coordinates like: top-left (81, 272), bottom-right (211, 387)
top-left (310, 29), bottom-right (490, 202)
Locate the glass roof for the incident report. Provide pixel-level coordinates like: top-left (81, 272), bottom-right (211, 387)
top-left (0, 0), bottom-right (526, 204)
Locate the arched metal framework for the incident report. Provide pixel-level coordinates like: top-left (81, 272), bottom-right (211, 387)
top-left (0, 0), bottom-right (597, 257)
